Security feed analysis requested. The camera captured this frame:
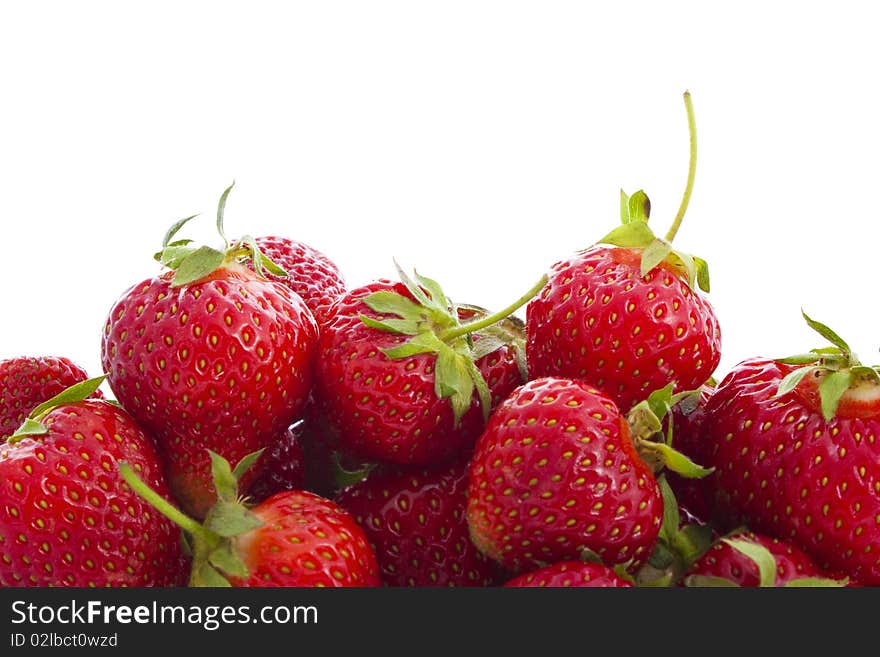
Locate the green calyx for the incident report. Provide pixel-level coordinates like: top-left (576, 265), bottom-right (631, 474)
top-left (775, 310), bottom-right (880, 421)
top-left (597, 91), bottom-right (710, 293)
top-left (359, 262), bottom-right (547, 426)
top-left (154, 182), bottom-right (288, 287)
top-left (7, 375), bottom-right (107, 444)
top-left (626, 383), bottom-right (714, 479)
top-left (637, 475), bottom-right (714, 586)
top-left (683, 536), bottom-right (847, 588)
top-left (119, 449), bottom-right (265, 587)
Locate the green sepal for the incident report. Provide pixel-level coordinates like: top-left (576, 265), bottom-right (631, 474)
top-left (208, 543), bottom-right (250, 579)
top-left (597, 221), bottom-right (655, 249)
top-left (172, 246), bottom-right (225, 287)
top-left (332, 454), bottom-right (377, 490)
top-left (620, 189), bottom-right (651, 224)
top-left (359, 315), bottom-right (421, 336)
top-left (693, 256), bottom-right (711, 293)
top-left (7, 418), bottom-right (50, 444)
top-left (413, 270), bottom-right (449, 310)
top-left (801, 309), bottom-right (852, 357)
top-left (818, 370), bottom-right (853, 421)
top-left (382, 331), bottom-right (446, 359)
top-left (235, 235), bottom-right (289, 279)
top-left (435, 346), bottom-right (477, 425)
top-left (852, 365), bottom-right (880, 384)
top-left (363, 290), bottom-right (425, 321)
top-left (193, 562), bottom-right (232, 588)
top-left (232, 449), bottom-right (265, 482)
top-left (162, 214), bottom-right (199, 249)
top-left (675, 523), bottom-right (715, 567)
top-left (641, 239), bottom-right (673, 277)
top-left (216, 181), bottom-right (235, 248)
top-left (777, 353), bottom-right (822, 366)
top-left (642, 441), bottom-right (713, 479)
top-left (648, 542), bottom-right (675, 570)
top-left (784, 577), bottom-right (848, 588)
top-left (646, 383), bottom-right (676, 423)
top-left (393, 260), bottom-right (434, 308)
top-left (638, 570), bottom-right (674, 587)
top-left (578, 546), bottom-right (605, 565)
top-left (208, 450), bottom-right (239, 503)
top-left (776, 366), bottom-right (816, 399)
top-left (463, 356), bottom-right (492, 423)
top-left (722, 538), bottom-right (777, 587)
top-left (684, 575), bottom-right (740, 588)
top-left (657, 475), bottom-right (681, 547)
top-left (205, 501), bottom-right (264, 538)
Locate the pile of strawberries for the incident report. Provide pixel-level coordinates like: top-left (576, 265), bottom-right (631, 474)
top-left (2, 93), bottom-right (877, 588)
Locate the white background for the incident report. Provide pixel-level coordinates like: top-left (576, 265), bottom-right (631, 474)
top-left (1, 2), bottom-right (878, 386)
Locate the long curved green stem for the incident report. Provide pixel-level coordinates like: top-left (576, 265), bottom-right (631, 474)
top-left (664, 91), bottom-right (698, 243)
top-left (439, 275), bottom-right (548, 342)
top-left (118, 462), bottom-right (216, 544)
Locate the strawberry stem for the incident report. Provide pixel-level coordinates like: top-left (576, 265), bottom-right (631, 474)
top-left (664, 91), bottom-right (698, 243)
top-left (438, 275), bottom-right (549, 342)
top-left (118, 462), bottom-right (217, 545)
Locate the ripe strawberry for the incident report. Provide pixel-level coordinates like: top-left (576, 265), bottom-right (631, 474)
top-left (665, 384), bottom-right (716, 523)
top-left (121, 450), bottom-right (380, 587)
top-left (250, 235), bottom-right (346, 328)
top-left (466, 377), bottom-right (708, 574)
top-left (0, 377), bottom-right (187, 586)
top-left (315, 266), bottom-right (543, 466)
top-left (242, 421), bottom-right (306, 504)
top-left (504, 561), bottom-right (633, 587)
top-left (682, 531), bottom-right (846, 587)
top-left (101, 186), bottom-right (318, 518)
top-left (336, 458), bottom-right (499, 587)
top-left (701, 312), bottom-right (880, 584)
top-left (1, 356), bottom-right (102, 440)
top-left (526, 92), bottom-right (720, 412)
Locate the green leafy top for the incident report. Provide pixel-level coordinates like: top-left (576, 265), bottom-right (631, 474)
top-left (7, 375), bottom-right (107, 444)
top-left (626, 383), bottom-right (713, 480)
top-left (359, 262), bottom-right (546, 426)
top-left (595, 92), bottom-right (710, 293)
top-left (119, 449), bottom-right (265, 587)
top-left (775, 310), bottom-right (880, 421)
top-left (154, 183), bottom-right (287, 287)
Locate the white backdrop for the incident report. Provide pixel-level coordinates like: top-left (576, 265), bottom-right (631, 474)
top-left (1, 2), bottom-right (878, 387)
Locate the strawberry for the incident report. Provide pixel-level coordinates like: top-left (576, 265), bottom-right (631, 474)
top-left (682, 531), bottom-right (847, 587)
top-left (466, 377), bottom-right (709, 574)
top-left (101, 185), bottom-right (319, 518)
top-left (701, 311), bottom-right (880, 584)
top-left (1, 356), bottom-right (102, 440)
top-left (504, 561), bottom-right (633, 587)
top-left (315, 266), bottom-right (543, 466)
top-left (120, 450), bottom-right (380, 587)
top-left (526, 92), bottom-right (720, 413)
top-left (0, 377), bottom-right (187, 586)
top-left (242, 421), bottom-right (306, 504)
top-left (664, 384), bottom-right (716, 523)
top-left (251, 235), bottom-right (346, 328)
top-left (335, 458), bottom-right (499, 587)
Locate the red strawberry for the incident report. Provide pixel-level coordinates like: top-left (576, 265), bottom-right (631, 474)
top-left (504, 561), bottom-right (633, 587)
top-left (335, 458), bottom-right (499, 587)
top-left (467, 377), bottom-right (664, 573)
top-left (0, 378), bottom-right (187, 586)
top-left (121, 451), bottom-right (380, 587)
top-left (701, 312), bottom-right (880, 584)
top-left (665, 385), bottom-right (716, 523)
top-left (1, 356), bottom-right (102, 440)
top-left (526, 92), bottom-right (720, 413)
top-left (316, 267), bottom-right (542, 466)
top-left (682, 531), bottom-right (847, 587)
top-left (251, 235), bottom-right (346, 328)
top-left (242, 421), bottom-right (306, 504)
top-left (101, 186), bottom-right (319, 518)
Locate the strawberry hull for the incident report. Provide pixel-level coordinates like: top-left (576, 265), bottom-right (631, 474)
top-left (101, 265), bottom-right (318, 518)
